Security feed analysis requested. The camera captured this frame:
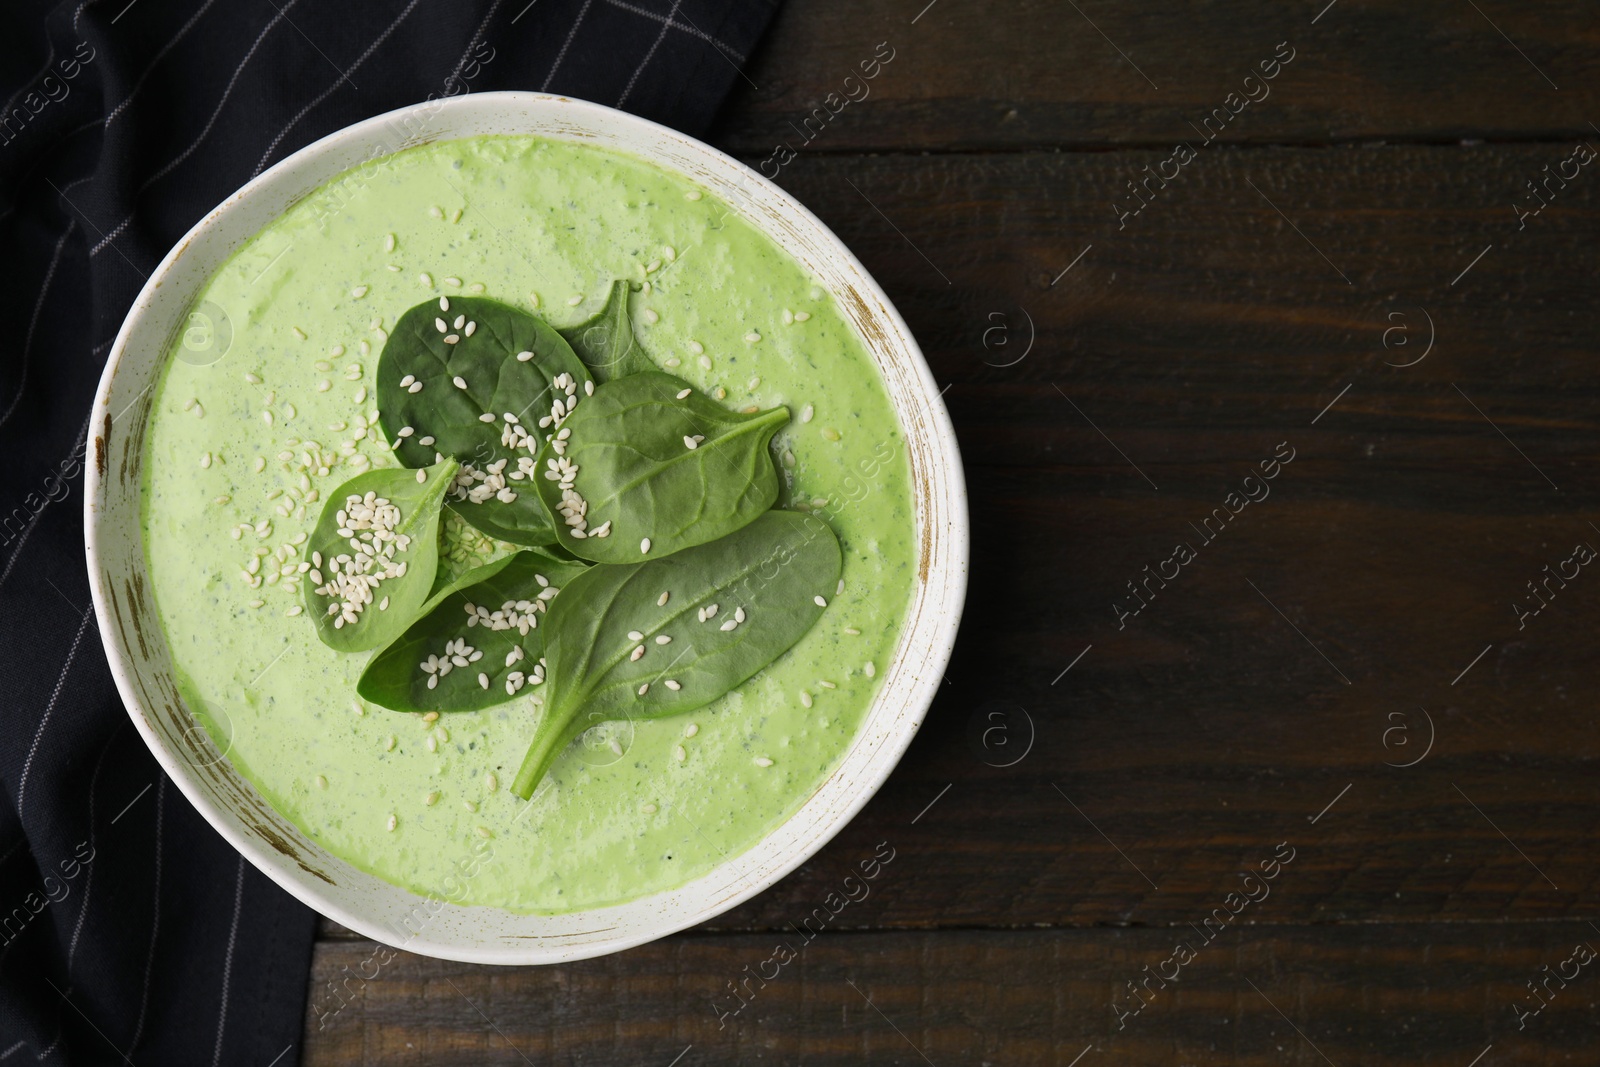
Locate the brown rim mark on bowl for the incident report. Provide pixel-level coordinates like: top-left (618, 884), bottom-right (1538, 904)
top-left (118, 389), bottom-right (154, 490)
top-left (95, 413), bottom-right (109, 476)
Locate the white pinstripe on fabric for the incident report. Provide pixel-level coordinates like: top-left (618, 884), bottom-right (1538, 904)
top-left (209, 855), bottom-right (246, 1067)
top-left (92, 0), bottom-right (304, 257)
top-left (601, 0), bottom-right (746, 60)
top-left (251, 0), bottom-right (430, 176)
top-left (126, 777), bottom-right (165, 1057)
top-left (66, 723), bottom-right (123, 969)
top-left (104, 0), bottom-right (223, 128)
top-left (616, 0), bottom-right (683, 107)
top-left (539, 0), bottom-right (594, 91)
top-left (14, 607), bottom-right (95, 819)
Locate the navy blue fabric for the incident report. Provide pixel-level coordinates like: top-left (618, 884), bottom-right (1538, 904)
top-left (0, 0), bottom-right (777, 1061)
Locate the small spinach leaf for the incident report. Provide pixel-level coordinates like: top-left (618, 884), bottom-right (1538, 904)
top-left (558, 280), bottom-right (652, 380)
top-left (510, 510), bottom-right (841, 798)
top-left (376, 296), bottom-right (592, 546)
top-left (534, 371), bottom-right (789, 563)
top-left (357, 550), bottom-right (589, 713)
top-left (303, 459), bottom-right (459, 653)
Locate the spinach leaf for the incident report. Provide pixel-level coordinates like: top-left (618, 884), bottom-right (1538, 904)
top-left (357, 550), bottom-right (589, 713)
top-left (510, 510), bottom-right (841, 798)
top-left (533, 371), bottom-right (789, 563)
top-left (376, 296), bottom-right (592, 546)
top-left (303, 459), bottom-right (459, 653)
top-left (558, 280), bottom-right (652, 381)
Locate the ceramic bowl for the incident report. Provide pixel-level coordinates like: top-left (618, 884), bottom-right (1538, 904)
top-left (84, 91), bottom-right (967, 964)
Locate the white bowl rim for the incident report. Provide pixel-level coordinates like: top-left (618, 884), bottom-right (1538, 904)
top-left (84, 90), bottom-right (968, 965)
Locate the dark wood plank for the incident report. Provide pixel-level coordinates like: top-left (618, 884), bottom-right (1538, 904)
top-left (712, 0), bottom-right (1600, 152)
top-left (305, 924), bottom-right (1600, 1064)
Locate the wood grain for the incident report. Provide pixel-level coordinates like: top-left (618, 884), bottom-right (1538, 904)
top-left (712, 0), bottom-right (1600, 152)
top-left (306, 924), bottom-right (1600, 1065)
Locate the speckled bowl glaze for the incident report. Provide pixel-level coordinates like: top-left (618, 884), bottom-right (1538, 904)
top-left (85, 92), bottom-right (967, 964)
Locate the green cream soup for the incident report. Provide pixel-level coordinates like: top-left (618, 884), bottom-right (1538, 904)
top-left (140, 135), bottom-right (914, 912)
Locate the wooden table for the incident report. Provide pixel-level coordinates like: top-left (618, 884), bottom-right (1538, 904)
top-left (304, 2), bottom-right (1600, 1061)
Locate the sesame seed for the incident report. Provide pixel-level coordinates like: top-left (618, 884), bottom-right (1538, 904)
top-left (478, 672), bottom-right (489, 689)
top-left (292, 326), bottom-right (307, 341)
top-left (683, 436), bottom-right (699, 450)
top-left (351, 286), bottom-right (369, 299)
top-left (665, 679), bottom-right (681, 690)
top-left (656, 635), bottom-right (672, 645)
top-left (638, 683), bottom-right (649, 695)
top-left (314, 774), bottom-right (328, 789)
top-left (515, 350), bottom-right (534, 362)
top-left (425, 791), bottom-right (440, 806)
top-left (744, 330), bottom-right (761, 343)
top-left (317, 380), bottom-right (332, 392)
top-left (387, 814), bottom-right (398, 831)
top-left (262, 411), bottom-right (274, 426)
top-left (754, 757), bottom-right (774, 768)
top-left (453, 376), bottom-right (468, 389)
top-left (800, 690), bottom-right (812, 708)
top-left (585, 380), bottom-right (595, 395)
top-left (819, 680), bottom-right (837, 689)
top-left (734, 607), bottom-right (746, 623)
top-left (640, 537), bottom-right (652, 553)
top-left (462, 799), bottom-right (478, 813)
top-left (698, 355), bottom-right (712, 370)
top-left (399, 426), bottom-right (414, 437)
top-left (444, 334), bottom-right (459, 344)
top-left (684, 723), bottom-right (699, 738)
top-left (427, 735), bottom-right (438, 752)
top-left (865, 661), bottom-right (876, 677)
top-left (704, 604), bottom-right (718, 619)
top-left (419, 272), bottom-right (433, 287)
top-left (686, 190), bottom-right (702, 200)
top-left (420, 436), bottom-right (434, 446)
top-left (675, 388), bottom-right (692, 400)
top-left (528, 291), bottom-right (540, 307)
top-left (665, 358), bottom-right (681, 368)
top-left (475, 826), bottom-right (493, 839)
top-left (386, 735), bottom-right (397, 751)
top-left (749, 376), bottom-right (761, 390)
top-left (801, 404), bottom-right (815, 423)
top-left (628, 630), bottom-right (644, 641)
top-left (688, 340), bottom-right (704, 355)
top-left (795, 311), bottom-right (811, 322)
top-left (630, 645), bottom-right (646, 661)
top-left (643, 308), bottom-right (659, 324)
top-left (384, 233), bottom-right (396, 252)
top-left (423, 711), bottom-right (439, 723)
top-left (720, 619), bottom-right (738, 631)
top-left (641, 802), bottom-right (658, 813)
top-left (674, 745), bottom-right (687, 762)
top-left (714, 388), bottom-right (726, 400)
top-left (844, 627), bottom-right (861, 635)
top-left (567, 294), bottom-right (583, 306)
top-left (822, 427), bottom-right (841, 441)
top-left (658, 591), bottom-right (669, 606)
top-left (408, 381), bottom-right (423, 393)
top-left (478, 412), bottom-right (495, 423)
top-left (199, 452), bottom-right (212, 469)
